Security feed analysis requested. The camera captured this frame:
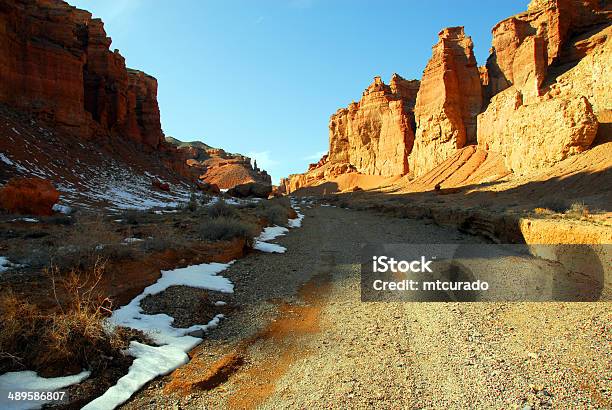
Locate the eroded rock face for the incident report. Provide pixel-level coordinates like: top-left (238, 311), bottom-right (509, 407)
top-left (478, 16), bottom-right (609, 174)
top-left (410, 27), bottom-right (482, 177)
top-left (165, 137), bottom-right (272, 189)
top-left (328, 75), bottom-right (418, 177)
top-left (484, 0), bottom-right (608, 100)
top-left (0, 0), bottom-right (164, 148)
top-left (478, 90), bottom-right (598, 174)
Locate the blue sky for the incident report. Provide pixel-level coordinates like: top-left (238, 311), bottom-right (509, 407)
top-left (69, 0), bottom-right (526, 184)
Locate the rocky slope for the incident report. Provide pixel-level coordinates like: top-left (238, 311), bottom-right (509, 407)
top-left (0, 0), bottom-right (270, 207)
top-left (165, 137), bottom-right (271, 189)
top-left (282, 0), bottom-right (610, 194)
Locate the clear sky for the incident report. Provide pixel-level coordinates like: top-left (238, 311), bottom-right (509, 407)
top-left (69, 0), bottom-right (527, 184)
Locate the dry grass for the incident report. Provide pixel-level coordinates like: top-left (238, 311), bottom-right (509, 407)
top-left (207, 199), bottom-right (238, 219)
top-left (565, 201), bottom-right (590, 219)
top-left (255, 199), bottom-right (291, 226)
top-left (0, 261), bottom-right (133, 376)
top-left (198, 217), bottom-right (256, 246)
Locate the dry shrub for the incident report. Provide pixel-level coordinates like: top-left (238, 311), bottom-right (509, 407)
top-left (143, 223), bottom-right (184, 252)
top-left (0, 261), bottom-right (131, 376)
top-left (565, 202), bottom-right (590, 219)
top-left (255, 199), bottom-right (290, 226)
top-left (120, 209), bottom-right (152, 225)
top-left (52, 215), bottom-right (137, 271)
top-left (207, 199), bottom-right (238, 219)
top-left (198, 217), bottom-right (256, 246)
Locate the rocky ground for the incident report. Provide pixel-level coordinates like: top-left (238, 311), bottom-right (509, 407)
top-left (121, 202), bottom-right (611, 409)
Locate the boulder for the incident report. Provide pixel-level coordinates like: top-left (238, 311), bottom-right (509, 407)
top-left (410, 27), bottom-right (483, 177)
top-left (152, 179), bottom-right (170, 192)
top-left (196, 181), bottom-right (221, 194)
top-left (227, 182), bottom-right (272, 199)
top-left (0, 177), bottom-right (60, 216)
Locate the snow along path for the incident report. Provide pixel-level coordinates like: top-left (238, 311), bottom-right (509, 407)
top-left (252, 203), bottom-right (304, 253)
top-left (82, 262), bottom-right (234, 410)
top-left (84, 204), bottom-right (307, 409)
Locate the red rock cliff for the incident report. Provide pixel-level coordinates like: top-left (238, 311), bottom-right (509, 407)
top-left (409, 27), bottom-right (483, 178)
top-left (0, 0), bottom-right (164, 149)
top-left (328, 74), bottom-right (419, 177)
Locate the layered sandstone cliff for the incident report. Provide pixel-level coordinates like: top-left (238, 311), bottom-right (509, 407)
top-left (477, 0), bottom-right (609, 174)
top-left (0, 0), bottom-right (164, 149)
top-left (409, 27), bottom-right (483, 178)
top-left (328, 74), bottom-right (418, 177)
top-left (282, 0), bottom-right (610, 194)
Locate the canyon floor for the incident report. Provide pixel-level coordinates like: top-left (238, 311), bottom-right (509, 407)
top-left (121, 202), bottom-right (611, 409)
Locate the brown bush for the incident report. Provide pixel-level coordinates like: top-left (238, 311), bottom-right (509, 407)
top-left (255, 198), bottom-right (292, 226)
top-left (198, 217), bottom-right (256, 247)
top-left (0, 262), bottom-right (132, 377)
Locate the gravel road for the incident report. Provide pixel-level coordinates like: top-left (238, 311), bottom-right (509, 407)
top-left (123, 201), bottom-right (611, 409)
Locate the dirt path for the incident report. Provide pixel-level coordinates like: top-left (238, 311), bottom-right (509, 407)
top-left (122, 203), bottom-right (611, 409)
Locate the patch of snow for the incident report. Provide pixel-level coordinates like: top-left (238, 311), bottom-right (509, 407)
top-left (253, 226), bottom-right (288, 253)
top-left (214, 301), bottom-right (227, 306)
top-left (0, 370), bottom-right (90, 410)
top-left (123, 238), bottom-right (144, 244)
top-left (82, 262), bottom-right (234, 410)
top-left (0, 153), bottom-right (13, 165)
top-left (0, 257), bottom-right (13, 273)
top-left (253, 242), bottom-right (286, 253)
top-left (52, 204), bottom-right (72, 215)
top-left (10, 218), bottom-right (39, 223)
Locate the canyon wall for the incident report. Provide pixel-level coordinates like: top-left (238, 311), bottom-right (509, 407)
top-left (0, 0), bottom-right (163, 149)
top-left (409, 26), bottom-right (483, 177)
top-left (282, 0), bottom-right (609, 192)
top-left (328, 74), bottom-right (418, 177)
top-left (165, 137), bottom-right (271, 189)
top-left (477, 0), bottom-right (609, 174)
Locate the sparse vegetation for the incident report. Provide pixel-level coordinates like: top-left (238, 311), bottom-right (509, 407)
top-left (207, 199), bottom-right (238, 219)
top-left (255, 198), bottom-right (291, 226)
top-left (539, 199), bottom-right (569, 213)
top-left (121, 209), bottom-right (153, 225)
top-left (565, 201), bottom-right (590, 219)
top-left (0, 261), bottom-right (134, 376)
top-left (198, 217), bottom-right (256, 246)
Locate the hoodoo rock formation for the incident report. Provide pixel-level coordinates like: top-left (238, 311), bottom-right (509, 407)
top-left (328, 75), bottom-right (419, 177)
top-left (282, 0), bottom-right (609, 193)
top-left (409, 27), bottom-right (483, 178)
